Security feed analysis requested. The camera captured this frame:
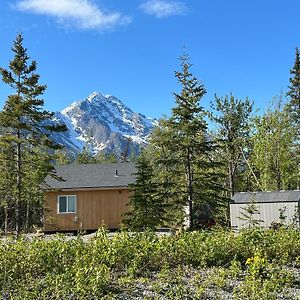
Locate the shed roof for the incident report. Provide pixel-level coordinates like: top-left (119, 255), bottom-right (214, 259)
top-left (44, 162), bottom-right (136, 190)
top-left (232, 191), bottom-right (300, 204)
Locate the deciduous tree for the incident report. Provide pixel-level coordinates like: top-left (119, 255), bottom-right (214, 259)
top-left (250, 100), bottom-right (297, 190)
top-left (210, 94), bottom-right (253, 198)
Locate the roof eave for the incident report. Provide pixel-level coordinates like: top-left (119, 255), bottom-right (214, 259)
top-left (45, 186), bottom-right (130, 192)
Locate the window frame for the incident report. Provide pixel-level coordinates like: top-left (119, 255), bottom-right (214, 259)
top-left (57, 195), bottom-right (77, 214)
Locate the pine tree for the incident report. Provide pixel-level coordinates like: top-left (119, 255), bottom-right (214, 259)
top-left (287, 48), bottom-right (300, 188)
top-left (76, 145), bottom-right (97, 164)
top-left (287, 47), bottom-right (300, 125)
top-left (147, 122), bottom-right (187, 228)
top-left (150, 54), bottom-right (225, 230)
top-left (0, 33), bottom-right (66, 233)
top-left (123, 152), bottom-right (169, 231)
top-left (238, 195), bottom-right (263, 228)
top-left (54, 149), bottom-right (72, 165)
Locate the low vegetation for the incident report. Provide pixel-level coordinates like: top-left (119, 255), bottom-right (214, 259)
top-left (1, 227), bottom-right (300, 299)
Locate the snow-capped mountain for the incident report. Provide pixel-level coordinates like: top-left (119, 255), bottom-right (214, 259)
top-left (51, 92), bottom-right (157, 157)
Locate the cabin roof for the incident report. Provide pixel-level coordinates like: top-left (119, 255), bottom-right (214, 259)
top-left (44, 162), bottom-right (136, 190)
top-left (232, 191), bottom-right (300, 204)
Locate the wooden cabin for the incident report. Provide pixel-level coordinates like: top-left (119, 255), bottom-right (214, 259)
top-left (43, 163), bottom-right (136, 232)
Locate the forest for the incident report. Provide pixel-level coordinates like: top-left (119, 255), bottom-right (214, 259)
top-left (0, 33), bottom-right (299, 233)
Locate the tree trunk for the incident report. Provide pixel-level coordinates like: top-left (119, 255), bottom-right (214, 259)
top-left (4, 204), bottom-right (8, 236)
top-left (15, 131), bottom-right (21, 234)
top-left (228, 161), bottom-right (235, 198)
top-left (186, 148), bottom-right (193, 230)
top-left (25, 198), bottom-right (30, 232)
top-left (15, 76), bottom-right (22, 235)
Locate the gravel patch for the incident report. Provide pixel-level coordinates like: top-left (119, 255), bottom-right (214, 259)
top-left (110, 266), bottom-right (300, 299)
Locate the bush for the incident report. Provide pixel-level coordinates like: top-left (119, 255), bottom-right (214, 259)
top-left (1, 227), bottom-right (300, 297)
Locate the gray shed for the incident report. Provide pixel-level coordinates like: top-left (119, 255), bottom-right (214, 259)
top-left (230, 191), bottom-right (300, 230)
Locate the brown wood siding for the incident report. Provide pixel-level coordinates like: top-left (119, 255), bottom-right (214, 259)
top-left (44, 189), bottom-right (130, 231)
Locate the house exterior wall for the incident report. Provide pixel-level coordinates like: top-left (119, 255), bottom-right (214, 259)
top-left (44, 189), bottom-right (130, 231)
top-left (230, 201), bottom-right (299, 230)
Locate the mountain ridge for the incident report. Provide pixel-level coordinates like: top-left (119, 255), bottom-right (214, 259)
top-left (51, 91), bottom-right (157, 157)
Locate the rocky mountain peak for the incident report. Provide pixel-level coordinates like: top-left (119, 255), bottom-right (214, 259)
top-left (52, 91), bottom-right (157, 157)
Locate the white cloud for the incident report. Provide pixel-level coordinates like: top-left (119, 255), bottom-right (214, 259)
top-left (140, 0), bottom-right (187, 18)
top-left (14, 0), bottom-right (131, 30)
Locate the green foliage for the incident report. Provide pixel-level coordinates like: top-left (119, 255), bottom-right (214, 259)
top-left (286, 47), bottom-right (300, 190)
top-left (147, 54), bottom-right (226, 230)
top-left (287, 47), bottom-right (300, 125)
top-left (239, 195), bottom-right (263, 229)
top-left (123, 152), bottom-right (170, 230)
top-left (0, 33), bottom-right (66, 233)
top-left (1, 228), bottom-right (300, 298)
top-left (54, 149), bottom-right (73, 165)
top-left (74, 146), bottom-right (119, 164)
top-left (76, 145), bottom-right (97, 164)
top-left (146, 122), bottom-right (188, 227)
top-left (249, 99), bottom-right (297, 190)
top-left (0, 234), bottom-right (111, 298)
top-left (210, 93), bottom-right (253, 198)
top-left (235, 253), bottom-right (294, 300)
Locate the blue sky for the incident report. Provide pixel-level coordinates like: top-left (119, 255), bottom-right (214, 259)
top-left (0, 0), bottom-right (300, 118)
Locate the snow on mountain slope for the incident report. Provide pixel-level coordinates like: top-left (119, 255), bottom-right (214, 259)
top-left (52, 92), bottom-right (157, 156)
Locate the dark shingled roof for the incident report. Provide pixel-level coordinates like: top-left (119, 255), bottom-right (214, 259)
top-left (232, 191), bottom-right (300, 204)
top-left (44, 162), bottom-right (136, 190)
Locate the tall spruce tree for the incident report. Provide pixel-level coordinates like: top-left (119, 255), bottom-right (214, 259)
top-left (147, 122), bottom-right (187, 228)
top-left (287, 47), bottom-right (300, 188)
top-left (287, 47), bottom-right (300, 125)
top-left (0, 33), bottom-right (66, 233)
top-left (150, 54), bottom-right (225, 229)
top-left (123, 152), bottom-right (169, 230)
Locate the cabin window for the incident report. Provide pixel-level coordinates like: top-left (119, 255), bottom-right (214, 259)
top-left (58, 195), bottom-right (76, 213)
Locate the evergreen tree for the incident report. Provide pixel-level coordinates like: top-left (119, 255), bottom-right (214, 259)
top-left (106, 152), bottom-right (118, 163)
top-left (0, 33), bottom-right (66, 233)
top-left (123, 152), bottom-right (169, 230)
top-left (287, 48), bottom-right (300, 188)
top-left (76, 145), bottom-right (97, 164)
top-left (54, 149), bottom-right (73, 165)
top-left (287, 47), bottom-right (300, 125)
top-left (149, 55), bottom-right (225, 229)
top-left (238, 195), bottom-right (263, 228)
top-left (120, 137), bottom-right (133, 162)
top-left (147, 122), bottom-right (187, 228)
top-left (0, 138), bottom-right (15, 234)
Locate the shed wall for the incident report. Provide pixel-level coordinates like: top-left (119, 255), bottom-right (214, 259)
top-left (44, 189), bottom-right (130, 231)
top-left (230, 202), bottom-right (299, 230)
